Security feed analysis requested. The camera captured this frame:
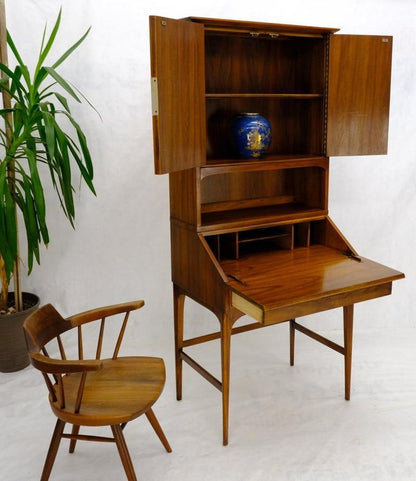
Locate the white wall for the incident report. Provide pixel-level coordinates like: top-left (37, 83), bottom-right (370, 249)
top-left (5, 0), bottom-right (415, 338)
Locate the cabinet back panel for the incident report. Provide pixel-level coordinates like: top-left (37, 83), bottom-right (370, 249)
top-left (201, 171), bottom-right (292, 204)
top-left (205, 34), bottom-right (325, 94)
top-left (201, 167), bottom-right (326, 208)
top-left (293, 167), bottom-right (327, 209)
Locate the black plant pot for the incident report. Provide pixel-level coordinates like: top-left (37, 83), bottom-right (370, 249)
top-left (0, 292), bottom-right (40, 372)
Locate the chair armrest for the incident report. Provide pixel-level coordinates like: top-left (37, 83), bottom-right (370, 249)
top-left (67, 300), bottom-right (145, 327)
top-left (30, 352), bottom-right (102, 374)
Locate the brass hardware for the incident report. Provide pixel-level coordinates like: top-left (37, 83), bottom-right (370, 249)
top-left (250, 31), bottom-right (279, 39)
top-left (227, 274), bottom-right (247, 286)
top-left (151, 77), bottom-right (159, 116)
top-left (161, 20), bottom-right (167, 26)
top-left (382, 38), bottom-right (389, 42)
top-left (344, 252), bottom-right (362, 262)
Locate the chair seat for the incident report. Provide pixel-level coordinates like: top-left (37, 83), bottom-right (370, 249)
top-left (50, 357), bottom-right (166, 426)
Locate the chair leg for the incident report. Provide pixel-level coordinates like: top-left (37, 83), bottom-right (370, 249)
top-left (111, 424), bottom-right (138, 481)
top-left (145, 408), bottom-right (172, 453)
top-left (69, 424), bottom-right (80, 453)
top-left (40, 419), bottom-right (66, 481)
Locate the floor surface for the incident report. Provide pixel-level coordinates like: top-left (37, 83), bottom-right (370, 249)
top-left (1, 323), bottom-right (416, 481)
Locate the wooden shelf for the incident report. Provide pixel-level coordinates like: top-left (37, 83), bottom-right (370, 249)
top-left (201, 155), bottom-right (328, 178)
top-left (200, 204), bottom-right (327, 233)
top-left (238, 232), bottom-right (289, 244)
top-left (201, 195), bottom-right (295, 213)
top-left (206, 93), bottom-right (323, 99)
top-left (238, 226), bottom-right (292, 245)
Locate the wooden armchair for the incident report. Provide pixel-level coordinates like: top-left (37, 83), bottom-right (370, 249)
top-left (23, 300), bottom-right (171, 481)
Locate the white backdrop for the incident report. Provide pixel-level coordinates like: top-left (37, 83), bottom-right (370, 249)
top-left (2, 2), bottom-right (416, 480)
top-left (5, 0), bottom-right (415, 337)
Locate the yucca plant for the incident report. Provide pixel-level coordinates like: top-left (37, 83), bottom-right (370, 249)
top-left (0, 8), bottom-right (96, 312)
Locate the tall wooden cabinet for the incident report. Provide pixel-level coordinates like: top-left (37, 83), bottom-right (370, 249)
top-left (149, 16), bottom-right (404, 445)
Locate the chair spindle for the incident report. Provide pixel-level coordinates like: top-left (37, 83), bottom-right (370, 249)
top-left (96, 318), bottom-right (106, 360)
top-left (78, 326), bottom-right (83, 360)
top-left (42, 372), bottom-right (58, 403)
top-left (112, 312), bottom-right (130, 360)
top-left (57, 375), bottom-right (65, 409)
top-left (74, 372), bottom-right (88, 414)
top-left (57, 335), bottom-right (66, 360)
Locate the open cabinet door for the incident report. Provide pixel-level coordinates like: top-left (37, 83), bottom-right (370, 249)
top-left (327, 35), bottom-right (392, 156)
top-left (149, 16), bottom-right (206, 174)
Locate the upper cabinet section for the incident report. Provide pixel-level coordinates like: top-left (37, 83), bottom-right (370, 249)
top-left (149, 17), bottom-right (393, 174)
top-left (327, 35), bottom-right (393, 156)
top-left (203, 30), bottom-right (327, 162)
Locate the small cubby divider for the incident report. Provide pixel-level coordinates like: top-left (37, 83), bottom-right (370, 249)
top-left (294, 222), bottom-right (311, 247)
top-left (206, 221), bottom-right (327, 261)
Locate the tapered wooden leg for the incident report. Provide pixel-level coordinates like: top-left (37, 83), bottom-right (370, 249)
top-left (111, 424), bottom-right (137, 481)
top-left (289, 319), bottom-right (296, 366)
top-left (173, 285), bottom-right (185, 401)
top-left (343, 305), bottom-right (354, 401)
top-left (40, 419), bottom-right (66, 481)
top-left (221, 316), bottom-right (232, 446)
top-left (68, 424), bottom-right (80, 453)
top-left (145, 408), bottom-right (172, 452)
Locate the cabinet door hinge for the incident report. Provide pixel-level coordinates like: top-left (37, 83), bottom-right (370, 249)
top-left (151, 77), bottom-right (159, 115)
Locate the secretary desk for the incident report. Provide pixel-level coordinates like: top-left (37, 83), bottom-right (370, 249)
top-left (149, 16), bottom-right (404, 445)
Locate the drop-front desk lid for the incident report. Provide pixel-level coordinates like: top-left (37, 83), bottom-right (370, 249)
top-left (221, 245), bottom-right (404, 325)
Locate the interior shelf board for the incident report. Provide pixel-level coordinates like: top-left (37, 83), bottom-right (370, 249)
top-left (201, 155), bottom-right (328, 177)
top-left (205, 93), bottom-right (323, 99)
top-left (201, 195), bottom-right (295, 214)
top-left (200, 205), bottom-right (328, 233)
top-left (238, 233), bottom-right (290, 244)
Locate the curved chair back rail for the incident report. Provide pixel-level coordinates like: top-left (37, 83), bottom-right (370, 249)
top-left (23, 301), bottom-right (171, 481)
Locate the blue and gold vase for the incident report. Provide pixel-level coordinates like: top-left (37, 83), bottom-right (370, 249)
top-left (232, 113), bottom-right (272, 159)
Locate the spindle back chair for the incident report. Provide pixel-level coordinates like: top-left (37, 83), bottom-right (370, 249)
top-left (23, 300), bottom-right (171, 481)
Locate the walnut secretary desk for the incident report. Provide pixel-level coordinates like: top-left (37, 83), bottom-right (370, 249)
top-left (149, 16), bottom-right (404, 445)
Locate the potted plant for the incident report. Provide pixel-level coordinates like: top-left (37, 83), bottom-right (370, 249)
top-left (0, 7), bottom-right (96, 371)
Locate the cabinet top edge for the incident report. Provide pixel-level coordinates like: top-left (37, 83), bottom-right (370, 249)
top-left (186, 16), bottom-right (340, 35)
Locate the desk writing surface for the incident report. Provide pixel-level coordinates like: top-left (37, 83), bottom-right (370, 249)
top-left (220, 245), bottom-right (404, 315)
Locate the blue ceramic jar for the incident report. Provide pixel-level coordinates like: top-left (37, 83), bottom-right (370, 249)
top-left (232, 113), bottom-right (272, 159)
